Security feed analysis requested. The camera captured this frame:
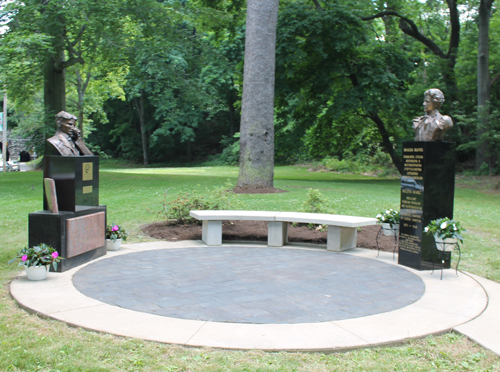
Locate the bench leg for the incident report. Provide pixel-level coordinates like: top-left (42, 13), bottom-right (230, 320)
top-left (268, 222), bottom-right (288, 247)
top-left (202, 220), bottom-right (222, 246)
top-left (327, 226), bottom-right (357, 251)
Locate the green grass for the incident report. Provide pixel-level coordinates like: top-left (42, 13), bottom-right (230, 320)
top-left (1, 165), bottom-right (500, 371)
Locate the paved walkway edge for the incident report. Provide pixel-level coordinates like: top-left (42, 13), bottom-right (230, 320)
top-left (10, 241), bottom-right (488, 352)
top-left (454, 272), bottom-right (500, 356)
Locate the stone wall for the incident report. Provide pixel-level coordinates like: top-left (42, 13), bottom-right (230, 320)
top-left (1, 130), bottom-right (34, 161)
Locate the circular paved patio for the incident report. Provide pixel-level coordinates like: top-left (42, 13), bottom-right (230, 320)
top-left (73, 246), bottom-right (425, 324)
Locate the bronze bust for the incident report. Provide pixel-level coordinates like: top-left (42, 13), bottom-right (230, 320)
top-left (46, 111), bottom-right (93, 156)
top-left (412, 89), bottom-right (453, 141)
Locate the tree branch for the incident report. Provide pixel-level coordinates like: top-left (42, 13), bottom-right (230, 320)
top-left (70, 25), bottom-right (87, 47)
top-left (349, 73), bottom-right (402, 174)
top-left (311, 0), bottom-right (323, 10)
top-left (60, 56), bottom-right (84, 69)
top-left (362, 11), bottom-right (447, 59)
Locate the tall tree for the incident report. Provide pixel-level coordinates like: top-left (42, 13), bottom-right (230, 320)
top-left (476, 0), bottom-right (499, 172)
top-left (361, 0), bottom-right (460, 101)
top-left (236, 0), bottom-right (280, 189)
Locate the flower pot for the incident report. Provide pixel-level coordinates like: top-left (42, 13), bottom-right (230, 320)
top-left (25, 266), bottom-right (49, 281)
top-left (382, 223), bottom-right (400, 236)
top-left (106, 238), bottom-right (122, 251)
top-left (435, 236), bottom-right (458, 252)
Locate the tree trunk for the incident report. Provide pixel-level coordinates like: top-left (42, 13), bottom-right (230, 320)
top-left (76, 70), bottom-right (92, 133)
top-left (475, 0), bottom-right (493, 172)
top-left (44, 52), bottom-right (66, 126)
top-left (135, 92), bottom-right (149, 166)
top-left (236, 0), bottom-right (279, 189)
top-left (369, 113), bottom-right (403, 174)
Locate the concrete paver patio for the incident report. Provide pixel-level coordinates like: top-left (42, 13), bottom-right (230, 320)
top-left (9, 240), bottom-right (492, 352)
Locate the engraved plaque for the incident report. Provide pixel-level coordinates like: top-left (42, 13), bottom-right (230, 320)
top-left (82, 162), bottom-right (93, 181)
top-left (83, 185), bottom-right (93, 194)
top-left (66, 212), bottom-right (105, 258)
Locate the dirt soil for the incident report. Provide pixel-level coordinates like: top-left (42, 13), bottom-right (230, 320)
top-left (141, 220), bottom-right (398, 252)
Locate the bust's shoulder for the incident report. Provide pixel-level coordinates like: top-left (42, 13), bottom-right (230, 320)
top-left (439, 115), bottom-right (453, 127)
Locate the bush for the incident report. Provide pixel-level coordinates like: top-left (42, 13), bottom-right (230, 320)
top-left (158, 183), bottom-right (241, 224)
top-left (321, 144), bottom-right (396, 175)
top-left (301, 188), bottom-right (332, 214)
top-left (204, 134), bottom-right (240, 166)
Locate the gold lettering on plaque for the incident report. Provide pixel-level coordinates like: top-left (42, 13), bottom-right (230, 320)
top-left (83, 186), bottom-right (93, 194)
top-left (82, 162), bottom-right (93, 181)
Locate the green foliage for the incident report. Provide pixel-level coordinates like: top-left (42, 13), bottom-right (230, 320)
top-left (159, 183), bottom-right (241, 224)
top-left (321, 143), bottom-right (395, 175)
top-left (301, 188), bottom-right (332, 214)
top-left (425, 218), bottom-right (466, 245)
top-left (204, 133), bottom-right (240, 165)
top-left (106, 223), bottom-right (128, 242)
top-left (275, 2), bottom-right (415, 170)
top-left (8, 243), bottom-right (62, 271)
top-left (376, 209), bottom-right (400, 228)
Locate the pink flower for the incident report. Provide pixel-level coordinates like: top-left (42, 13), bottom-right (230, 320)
top-left (21, 255), bottom-right (28, 261)
top-left (112, 225), bottom-right (119, 232)
top-left (51, 252), bottom-right (59, 259)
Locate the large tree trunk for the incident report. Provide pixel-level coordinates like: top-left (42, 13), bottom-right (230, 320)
top-left (135, 92), bottom-right (149, 166)
top-left (236, 0), bottom-right (279, 189)
top-left (475, 0), bottom-right (493, 172)
top-left (44, 52), bottom-right (66, 125)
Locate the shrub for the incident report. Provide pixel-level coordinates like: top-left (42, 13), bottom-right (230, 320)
top-left (159, 183), bottom-right (241, 224)
top-left (301, 188), bottom-right (332, 214)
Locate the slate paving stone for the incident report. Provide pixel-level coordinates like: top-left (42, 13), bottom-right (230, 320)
top-left (73, 247), bottom-right (425, 324)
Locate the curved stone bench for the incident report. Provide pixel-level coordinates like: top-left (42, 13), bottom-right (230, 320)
top-left (189, 210), bottom-right (377, 251)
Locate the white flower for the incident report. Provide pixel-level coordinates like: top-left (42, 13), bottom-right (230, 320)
top-left (440, 222), bottom-right (447, 229)
top-left (386, 210), bottom-right (390, 214)
top-left (376, 214), bottom-right (382, 218)
top-left (424, 227), bottom-right (429, 233)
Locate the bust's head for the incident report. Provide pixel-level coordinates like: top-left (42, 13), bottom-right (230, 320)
top-left (55, 111), bottom-right (78, 137)
top-left (423, 89), bottom-right (445, 112)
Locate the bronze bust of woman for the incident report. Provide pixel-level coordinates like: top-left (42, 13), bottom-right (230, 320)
top-left (413, 89), bottom-right (453, 141)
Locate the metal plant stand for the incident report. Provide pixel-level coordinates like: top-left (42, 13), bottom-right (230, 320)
top-left (432, 241), bottom-right (461, 280)
top-left (376, 225), bottom-right (399, 261)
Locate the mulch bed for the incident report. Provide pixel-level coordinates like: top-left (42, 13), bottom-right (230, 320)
top-left (141, 220), bottom-right (398, 252)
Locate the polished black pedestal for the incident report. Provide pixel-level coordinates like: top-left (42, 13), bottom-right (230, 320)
top-left (398, 141), bottom-right (456, 270)
top-left (29, 155), bottom-right (106, 272)
top-left (29, 206), bottom-right (107, 272)
top-left (43, 156), bottom-right (99, 212)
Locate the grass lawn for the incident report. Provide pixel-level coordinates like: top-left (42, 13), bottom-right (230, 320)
top-left (1, 164), bottom-right (499, 371)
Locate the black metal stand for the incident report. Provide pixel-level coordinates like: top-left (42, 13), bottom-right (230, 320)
top-left (377, 226), bottom-right (399, 260)
top-left (431, 241), bottom-right (461, 280)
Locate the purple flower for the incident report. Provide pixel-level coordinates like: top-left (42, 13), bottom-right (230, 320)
top-left (21, 255), bottom-right (28, 261)
top-left (112, 225), bottom-right (119, 232)
top-left (51, 252), bottom-right (59, 259)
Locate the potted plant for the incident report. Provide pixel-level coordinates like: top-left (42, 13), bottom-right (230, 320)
top-left (376, 209), bottom-right (400, 236)
top-left (106, 223), bottom-right (128, 251)
top-left (9, 243), bottom-right (63, 281)
top-left (425, 217), bottom-right (466, 251)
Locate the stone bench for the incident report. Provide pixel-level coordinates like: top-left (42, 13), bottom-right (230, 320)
top-left (189, 210), bottom-right (377, 251)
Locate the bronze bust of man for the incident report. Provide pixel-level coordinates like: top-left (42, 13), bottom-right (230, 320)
top-left (46, 111), bottom-right (93, 156)
top-left (412, 89), bottom-right (453, 141)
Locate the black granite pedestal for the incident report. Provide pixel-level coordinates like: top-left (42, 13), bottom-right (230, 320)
top-left (29, 155), bottom-right (106, 272)
top-left (398, 141), bottom-right (456, 270)
top-left (43, 155), bottom-right (99, 211)
top-left (29, 206), bottom-right (107, 272)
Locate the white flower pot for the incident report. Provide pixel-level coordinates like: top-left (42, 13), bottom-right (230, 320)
top-left (435, 236), bottom-right (458, 252)
top-left (382, 223), bottom-right (400, 236)
top-left (25, 266), bottom-right (49, 281)
top-left (106, 238), bottom-right (122, 251)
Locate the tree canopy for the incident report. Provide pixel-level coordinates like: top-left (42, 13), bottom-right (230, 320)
top-left (0, 0), bottom-right (498, 174)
